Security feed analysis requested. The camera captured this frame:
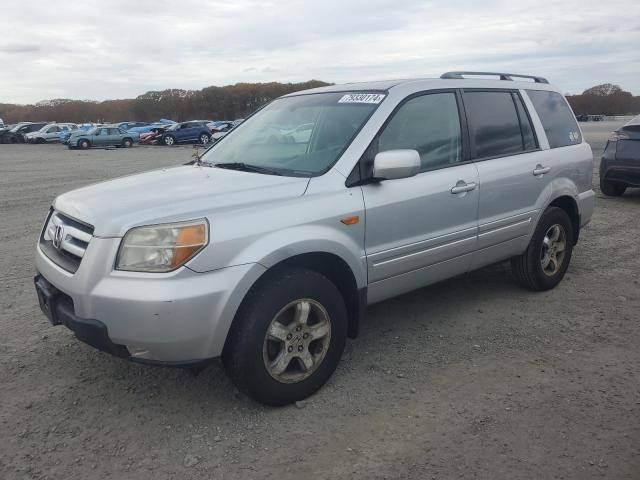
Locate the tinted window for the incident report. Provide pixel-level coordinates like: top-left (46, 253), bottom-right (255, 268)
top-left (377, 92), bottom-right (462, 171)
top-left (464, 91), bottom-right (523, 158)
top-left (99, 128), bottom-right (109, 135)
top-left (526, 90), bottom-right (581, 148)
top-left (513, 93), bottom-right (537, 150)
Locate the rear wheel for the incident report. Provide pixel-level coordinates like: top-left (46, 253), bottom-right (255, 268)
top-left (199, 133), bottom-right (210, 145)
top-left (599, 178), bottom-right (626, 196)
top-left (78, 139), bottom-right (90, 149)
top-left (223, 268), bottom-right (348, 406)
top-left (122, 138), bottom-right (133, 148)
top-left (511, 207), bottom-right (574, 291)
top-left (163, 135), bottom-right (175, 146)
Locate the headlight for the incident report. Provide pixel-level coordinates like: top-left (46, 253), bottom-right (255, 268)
top-left (116, 219), bottom-right (209, 272)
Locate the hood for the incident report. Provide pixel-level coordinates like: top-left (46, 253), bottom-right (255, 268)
top-left (53, 165), bottom-right (310, 237)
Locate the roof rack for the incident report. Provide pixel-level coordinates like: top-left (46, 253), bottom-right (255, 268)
top-left (440, 71), bottom-right (549, 84)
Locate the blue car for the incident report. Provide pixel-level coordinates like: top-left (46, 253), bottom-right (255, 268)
top-left (115, 121), bottom-right (149, 131)
top-left (128, 119), bottom-right (176, 135)
top-left (159, 121), bottom-right (212, 146)
top-left (59, 123), bottom-right (95, 144)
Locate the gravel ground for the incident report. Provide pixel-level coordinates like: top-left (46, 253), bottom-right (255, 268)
top-left (1, 123), bottom-right (638, 480)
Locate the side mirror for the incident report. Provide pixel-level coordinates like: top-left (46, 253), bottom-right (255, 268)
top-left (373, 149), bottom-right (420, 181)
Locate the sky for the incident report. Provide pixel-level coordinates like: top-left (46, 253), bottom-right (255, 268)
top-left (1, 0), bottom-right (639, 104)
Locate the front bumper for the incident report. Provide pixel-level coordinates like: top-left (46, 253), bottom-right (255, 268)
top-left (35, 239), bottom-right (266, 363)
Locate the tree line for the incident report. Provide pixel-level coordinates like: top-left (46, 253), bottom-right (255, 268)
top-left (0, 80), bottom-right (330, 124)
top-left (0, 81), bottom-right (637, 124)
top-left (566, 84), bottom-right (638, 116)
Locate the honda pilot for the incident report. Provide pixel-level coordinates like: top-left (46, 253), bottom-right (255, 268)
top-left (34, 72), bottom-right (595, 405)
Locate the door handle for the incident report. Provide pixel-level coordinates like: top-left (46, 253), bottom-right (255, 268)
top-left (450, 181), bottom-right (477, 194)
top-left (533, 165), bottom-right (551, 176)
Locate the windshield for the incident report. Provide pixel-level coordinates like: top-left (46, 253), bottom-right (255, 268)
top-left (201, 92), bottom-right (384, 176)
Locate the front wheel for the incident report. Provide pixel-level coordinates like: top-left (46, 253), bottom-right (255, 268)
top-left (78, 139), bottom-right (90, 149)
top-left (222, 268), bottom-right (348, 406)
top-left (163, 135), bottom-right (175, 146)
top-left (511, 207), bottom-right (574, 291)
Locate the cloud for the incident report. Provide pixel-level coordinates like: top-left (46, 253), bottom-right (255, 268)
top-left (0, 0), bottom-right (639, 103)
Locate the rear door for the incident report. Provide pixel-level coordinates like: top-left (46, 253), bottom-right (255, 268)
top-left (462, 89), bottom-right (549, 270)
top-left (361, 90), bottom-right (480, 303)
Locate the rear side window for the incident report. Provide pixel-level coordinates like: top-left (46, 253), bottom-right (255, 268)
top-left (377, 92), bottom-right (462, 171)
top-left (526, 90), bottom-right (581, 148)
top-left (463, 91), bottom-right (524, 158)
top-left (513, 93), bottom-right (537, 150)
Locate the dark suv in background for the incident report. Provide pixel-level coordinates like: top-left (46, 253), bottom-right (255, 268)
top-left (160, 121), bottom-right (212, 146)
top-left (0, 122), bottom-right (48, 143)
top-left (600, 115), bottom-right (640, 196)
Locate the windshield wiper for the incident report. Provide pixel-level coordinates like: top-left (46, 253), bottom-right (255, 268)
top-left (212, 162), bottom-right (282, 176)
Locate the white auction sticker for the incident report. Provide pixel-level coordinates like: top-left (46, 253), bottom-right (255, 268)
top-left (338, 93), bottom-right (386, 104)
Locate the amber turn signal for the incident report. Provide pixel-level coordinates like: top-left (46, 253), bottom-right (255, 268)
top-left (340, 216), bottom-right (360, 225)
top-left (171, 223), bottom-right (208, 268)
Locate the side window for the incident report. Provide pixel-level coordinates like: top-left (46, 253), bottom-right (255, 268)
top-left (463, 91), bottom-right (523, 158)
top-left (110, 128), bottom-right (121, 135)
top-left (99, 128), bottom-right (109, 136)
top-left (526, 90), bottom-right (581, 148)
top-left (512, 93), bottom-right (537, 150)
top-left (377, 92), bottom-right (462, 171)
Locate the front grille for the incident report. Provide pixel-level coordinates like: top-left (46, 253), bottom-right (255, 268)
top-left (40, 209), bottom-right (94, 273)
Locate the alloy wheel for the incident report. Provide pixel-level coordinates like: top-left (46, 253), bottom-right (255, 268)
top-left (540, 224), bottom-right (566, 276)
top-left (262, 299), bottom-right (331, 384)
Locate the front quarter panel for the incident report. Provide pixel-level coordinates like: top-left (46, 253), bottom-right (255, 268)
top-left (186, 170), bottom-right (368, 288)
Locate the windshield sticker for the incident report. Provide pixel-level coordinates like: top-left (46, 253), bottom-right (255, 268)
top-left (338, 93), bottom-right (386, 104)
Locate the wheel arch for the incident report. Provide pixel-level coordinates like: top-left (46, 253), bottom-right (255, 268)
top-left (547, 195), bottom-right (580, 244)
top-left (225, 251), bottom-right (365, 353)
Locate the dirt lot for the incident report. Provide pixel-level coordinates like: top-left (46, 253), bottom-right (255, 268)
top-left (1, 123), bottom-right (638, 480)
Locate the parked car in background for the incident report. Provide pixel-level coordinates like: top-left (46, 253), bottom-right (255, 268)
top-left (159, 121), bottom-right (211, 146)
top-left (282, 122), bottom-right (314, 143)
top-left (139, 125), bottom-right (171, 145)
top-left (115, 122), bottom-right (149, 131)
top-left (25, 123), bottom-right (78, 143)
top-left (34, 72), bottom-right (594, 405)
top-left (210, 121), bottom-right (236, 142)
top-left (68, 126), bottom-right (138, 149)
top-left (0, 122), bottom-right (48, 143)
top-left (128, 119), bottom-right (176, 135)
top-left (59, 124), bottom-right (94, 144)
top-left (0, 118), bottom-right (4, 128)
top-left (600, 115), bottom-right (640, 196)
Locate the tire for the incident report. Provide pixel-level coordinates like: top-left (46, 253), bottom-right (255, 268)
top-left (222, 268), bottom-right (348, 406)
top-left (122, 138), bottom-right (133, 148)
top-left (199, 133), bottom-right (210, 145)
top-left (511, 207), bottom-right (574, 291)
top-left (599, 177), bottom-right (626, 196)
top-left (78, 139), bottom-right (90, 149)
top-left (163, 135), bottom-right (175, 146)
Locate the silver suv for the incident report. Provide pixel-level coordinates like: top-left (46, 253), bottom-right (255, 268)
top-left (34, 72), bottom-right (595, 405)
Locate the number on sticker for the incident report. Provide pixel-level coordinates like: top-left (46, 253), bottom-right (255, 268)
top-left (338, 93), bottom-right (386, 104)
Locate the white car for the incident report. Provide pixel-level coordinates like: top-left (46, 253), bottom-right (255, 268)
top-left (25, 123), bottom-right (77, 143)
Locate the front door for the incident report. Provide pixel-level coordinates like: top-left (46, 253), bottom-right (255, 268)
top-left (361, 91), bottom-right (479, 303)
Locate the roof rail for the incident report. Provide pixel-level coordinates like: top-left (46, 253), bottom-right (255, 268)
top-left (441, 71), bottom-right (549, 84)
